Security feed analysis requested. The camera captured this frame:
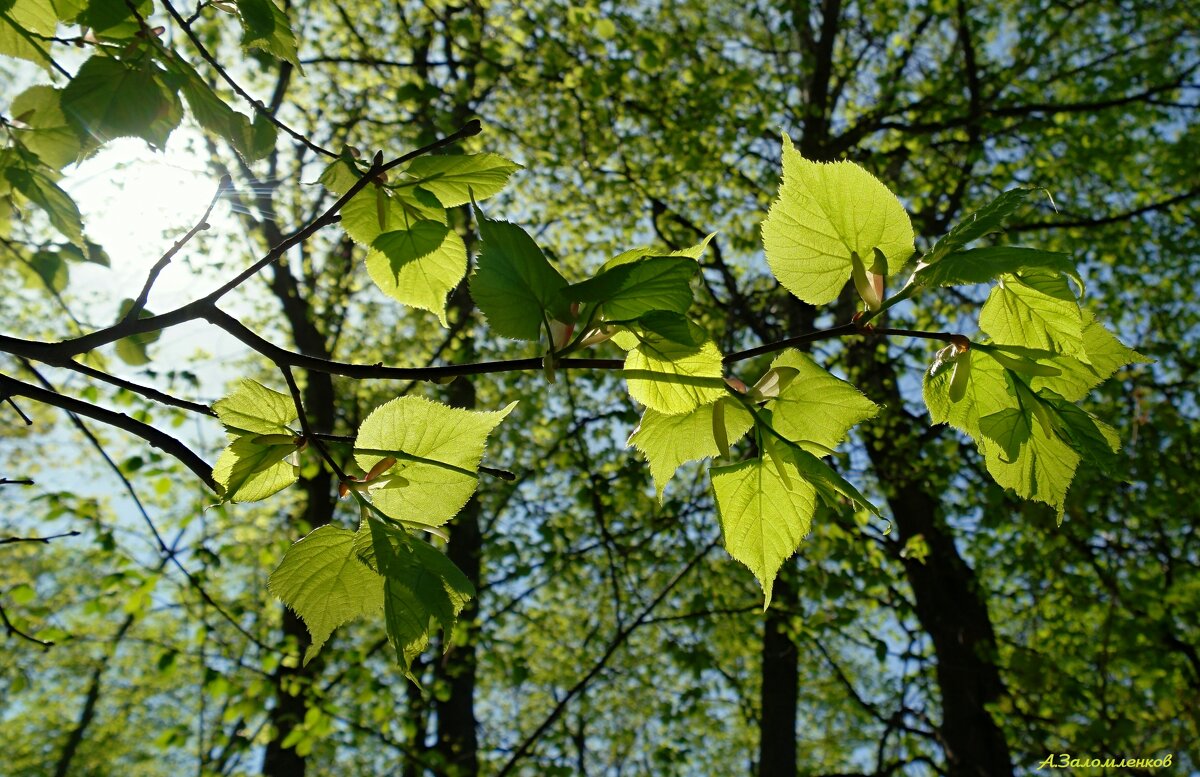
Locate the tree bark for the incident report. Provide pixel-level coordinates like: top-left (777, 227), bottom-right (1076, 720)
top-left (758, 565), bottom-right (799, 777)
top-left (261, 223), bottom-right (338, 777)
top-left (852, 340), bottom-right (1013, 777)
top-left (432, 237), bottom-right (482, 777)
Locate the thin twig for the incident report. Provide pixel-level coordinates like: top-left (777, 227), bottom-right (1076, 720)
top-left (0, 530), bottom-right (81, 545)
top-left (0, 478), bottom-right (35, 487)
top-left (159, 0), bottom-right (339, 159)
top-left (0, 371), bottom-right (217, 491)
top-left (495, 536), bottom-right (720, 777)
top-left (122, 175), bottom-right (231, 323)
top-left (63, 360), bottom-right (216, 417)
top-left (0, 601), bottom-right (54, 648)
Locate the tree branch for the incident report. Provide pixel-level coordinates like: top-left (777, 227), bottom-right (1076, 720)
top-left (0, 371), bottom-right (217, 491)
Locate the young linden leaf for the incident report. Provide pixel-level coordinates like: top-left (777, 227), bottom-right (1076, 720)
top-left (624, 323), bottom-right (725, 415)
top-left (9, 85), bottom-right (81, 170)
top-left (212, 435), bottom-right (298, 502)
top-left (367, 221), bottom-right (467, 326)
top-left (354, 396), bottom-right (516, 527)
top-left (603, 231), bottom-right (715, 270)
top-left (469, 217), bottom-right (570, 341)
top-left (268, 525), bottom-right (385, 665)
top-left (915, 246), bottom-right (1079, 289)
top-left (711, 448), bottom-right (816, 608)
top-left (926, 188), bottom-right (1034, 264)
top-left (1031, 311), bottom-right (1149, 401)
top-left (0, 0), bottom-right (57, 69)
top-left (237, 0), bottom-right (300, 65)
top-left (761, 133), bottom-right (914, 306)
top-left (213, 378), bottom-right (296, 436)
top-left (567, 256), bottom-right (697, 322)
top-left (979, 271), bottom-right (1086, 359)
top-left (358, 519), bottom-right (474, 682)
top-left (924, 345), bottom-right (1119, 518)
top-left (176, 59), bottom-right (277, 163)
top-left (61, 56), bottom-right (184, 150)
top-left (761, 350), bottom-right (879, 454)
top-left (628, 398), bottom-right (754, 500)
top-left (401, 152), bottom-right (521, 207)
top-left (3, 158), bottom-right (85, 245)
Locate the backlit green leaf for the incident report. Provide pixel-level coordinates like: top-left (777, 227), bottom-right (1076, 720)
top-left (62, 56), bottom-right (183, 150)
top-left (268, 525), bottom-right (385, 665)
top-left (1031, 312), bottom-right (1149, 401)
top-left (623, 322), bottom-right (724, 415)
top-left (979, 271), bottom-right (1085, 359)
top-left (9, 85), bottom-right (81, 169)
top-left (357, 519), bottom-right (473, 682)
top-left (213, 378), bottom-right (295, 436)
top-left (402, 152), bottom-right (520, 207)
top-left (761, 350), bottom-right (878, 454)
top-left (915, 246), bottom-right (1078, 288)
top-left (0, 0), bottom-right (57, 68)
top-left (926, 188), bottom-right (1034, 263)
top-left (470, 217), bottom-right (570, 341)
top-left (212, 434), bottom-right (297, 502)
top-left (368, 221), bottom-right (467, 326)
top-left (568, 255), bottom-right (697, 321)
top-left (711, 445), bottom-right (816, 607)
top-left (761, 133), bottom-right (914, 305)
top-left (629, 398), bottom-right (753, 499)
top-left (236, 0), bottom-right (299, 64)
top-left (354, 396), bottom-right (515, 527)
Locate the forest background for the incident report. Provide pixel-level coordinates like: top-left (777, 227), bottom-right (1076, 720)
top-left (0, 1), bottom-right (1197, 776)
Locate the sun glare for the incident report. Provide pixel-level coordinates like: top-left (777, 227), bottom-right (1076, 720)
top-left (65, 132), bottom-right (234, 310)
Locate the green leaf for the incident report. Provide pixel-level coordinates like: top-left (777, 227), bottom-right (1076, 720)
top-left (212, 434), bottom-right (298, 502)
top-left (623, 322), bottom-right (724, 415)
top-left (62, 56), bottom-right (184, 150)
top-left (979, 271), bottom-right (1085, 359)
top-left (711, 446), bottom-right (816, 607)
top-left (469, 217), bottom-right (570, 341)
top-left (782, 441), bottom-right (880, 516)
top-left (213, 378), bottom-right (295, 436)
top-left (19, 249), bottom-right (69, 292)
top-left (357, 519), bottom-right (473, 682)
top-left (76, 0), bottom-right (152, 38)
top-left (761, 350), bottom-right (879, 454)
top-left (927, 188), bottom-right (1033, 264)
top-left (111, 297), bottom-right (161, 366)
top-left (3, 157), bottom-right (84, 245)
top-left (9, 85), bottom-right (81, 169)
top-left (602, 232), bottom-right (715, 270)
top-left (567, 256), bottom-right (697, 321)
top-left (402, 152), bottom-right (520, 207)
top-left (978, 407), bottom-right (1031, 462)
top-left (628, 310), bottom-right (700, 348)
top-left (176, 60), bottom-right (277, 163)
top-left (268, 525), bottom-right (385, 665)
top-left (0, 0), bottom-right (57, 68)
top-left (923, 345), bottom-right (1118, 517)
top-left (322, 160), bottom-right (447, 249)
top-left (210, 380), bottom-right (299, 502)
top-left (354, 396), bottom-right (516, 527)
top-left (628, 398), bottom-right (753, 499)
top-left (1031, 311), bottom-right (1149, 401)
top-left (761, 133), bottom-right (914, 305)
top-left (367, 221), bottom-right (467, 327)
top-left (915, 246), bottom-right (1078, 288)
top-left (236, 0), bottom-right (299, 64)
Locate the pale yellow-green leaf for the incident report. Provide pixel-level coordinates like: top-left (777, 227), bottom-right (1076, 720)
top-left (762, 133), bottom-right (914, 305)
top-left (628, 398), bottom-right (753, 499)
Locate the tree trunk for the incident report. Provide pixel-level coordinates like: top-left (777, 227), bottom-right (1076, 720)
top-left (261, 224), bottom-right (338, 777)
top-left (852, 339), bottom-right (1013, 777)
top-left (432, 237), bottom-right (482, 777)
top-left (758, 565), bottom-right (799, 777)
